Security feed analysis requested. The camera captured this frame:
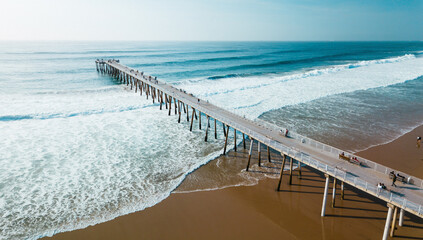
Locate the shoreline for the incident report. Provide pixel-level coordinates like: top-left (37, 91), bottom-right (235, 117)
top-left (43, 124), bottom-right (423, 240)
top-left (353, 121), bottom-right (423, 155)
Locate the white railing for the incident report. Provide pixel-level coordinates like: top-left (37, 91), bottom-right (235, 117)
top-left (252, 118), bottom-right (423, 189)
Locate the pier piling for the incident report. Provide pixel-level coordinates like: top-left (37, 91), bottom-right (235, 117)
top-left (267, 146), bottom-right (271, 163)
top-left (321, 174), bottom-right (330, 217)
top-left (205, 116), bottom-right (209, 142)
top-left (258, 142), bottom-right (261, 167)
top-left (178, 101), bottom-right (181, 123)
top-left (246, 138), bottom-right (254, 171)
top-left (234, 129), bottom-right (237, 152)
top-left (390, 206), bottom-right (398, 237)
top-left (383, 204), bottom-right (394, 240)
top-left (332, 178), bottom-right (337, 208)
top-left (214, 119), bottom-right (217, 139)
top-left (289, 157), bottom-right (293, 185)
top-left (399, 208), bottom-right (404, 227)
top-left (223, 125), bottom-right (230, 155)
top-left (298, 161), bottom-right (302, 179)
top-left (277, 154), bottom-right (287, 191)
top-left (243, 133), bottom-right (246, 149)
top-left (199, 112), bottom-right (201, 129)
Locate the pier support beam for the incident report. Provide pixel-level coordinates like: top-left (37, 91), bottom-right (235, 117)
top-left (399, 208), bottom-right (404, 227)
top-left (298, 161), bottom-right (302, 179)
top-left (321, 174), bottom-right (330, 217)
top-left (214, 119), bottom-right (217, 139)
top-left (390, 206), bottom-right (398, 237)
top-left (246, 138), bottom-right (254, 171)
top-left (277, 154), bottom-right (287, 191)
top-left (159, 92), bottom-right (163, 110)
top-left (223, 123), bottom-right (227, 137)
top-left (332, 178), bottom-right (337, 208)
top-left (223, 125), bottom-right (230, 155)
top-left (234, 129), bottom-right (237, 152)
top-left (168, 96), bottom-right (172, 116)
top-left (190, 108), bottom-right (195, 131)
top-left (178, 101), bottom-right (181, 123)
top-left (383, 204), bottom-right (394, 240)
top-left (341, 182), bottom-right (345, 200)
top-left (205, 116), bottom-right (209, 142)
top-left (174, 98), bottom-right (177, 115)
top-left (199, 112), bottom-right (201, 130)
top-left (289, 157), bottom-right (293, 185)
top-left (267, 146), bottom-right (271, 163)
top-left (258, 142), bottom-right (261, 167)
top-left (243, 133), bottom-right (246, 149)
top-left (186, 104), bottom-right (189, 121)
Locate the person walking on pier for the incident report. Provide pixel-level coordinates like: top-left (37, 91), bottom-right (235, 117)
top-left (391, 172), bottom-right (397, 187)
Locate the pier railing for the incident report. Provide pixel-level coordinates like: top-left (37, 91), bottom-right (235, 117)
top-left (249, 118), bottom-right (423, 216)
top-left (252, 118), bottom-right (423, 188)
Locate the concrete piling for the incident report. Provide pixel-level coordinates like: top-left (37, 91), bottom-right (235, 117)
top-left (390, 206), bottom-right (398, 237)
top-left (321, 174), bottom-right (330, 217)
top-left (277, 154), bottom-right (287, 191)
top-left (267, 146), bottom-right (271, 163)
top-left (243, 133), bottom-right (246, 149)
top-left (399, 208), bottom-right (404, 227)
top-left (289, 157), bottom-right (293, 185)
top-left (383, 204), bottom-right (394, 240)
top-left (205, 116), bottom-right (210, 142)
top-left (258, 142), bottom-right (261, 167)
top-left (234, 129), bottom-right (237, 152)
top-left (332, 178), bottom-right (337, 208)
top-left (246, 138), bottom-right (254, 171)
top-left (190, 108), bottom-right (195, 131)
top-left (214, 119), bottom-right (217, 139)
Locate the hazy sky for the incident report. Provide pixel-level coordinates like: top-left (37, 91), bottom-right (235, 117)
top-left (1, 0), bottom-right (422, 41)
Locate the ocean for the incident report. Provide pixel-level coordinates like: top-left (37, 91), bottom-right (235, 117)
top-left (1, 41), bottom-right (423, 239)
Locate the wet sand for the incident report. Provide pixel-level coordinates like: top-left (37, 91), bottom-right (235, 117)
top-left (44, 125), bottom-right (423, 240)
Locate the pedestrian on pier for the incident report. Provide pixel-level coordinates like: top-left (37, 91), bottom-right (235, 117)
top-left (391, 172), bottom-right (397, 187)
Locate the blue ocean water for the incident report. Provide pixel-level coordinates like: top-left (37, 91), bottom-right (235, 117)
top-left (0, 41), bottom-right (423, 239)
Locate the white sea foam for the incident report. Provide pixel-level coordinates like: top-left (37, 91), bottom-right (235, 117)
top-left (0, 89), bottom-right (227, 240)
top-left (178, 54), bottom-right (423, 118)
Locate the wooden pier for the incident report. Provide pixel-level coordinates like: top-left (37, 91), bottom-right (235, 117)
top-left (96, 59), bottom-right (423, 239)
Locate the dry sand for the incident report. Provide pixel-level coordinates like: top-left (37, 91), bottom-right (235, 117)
top-left (44, 125), bottom-right (423, 240)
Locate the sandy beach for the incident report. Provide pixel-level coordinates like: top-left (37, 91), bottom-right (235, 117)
top-left (44, 125), bottom-right (423, 240)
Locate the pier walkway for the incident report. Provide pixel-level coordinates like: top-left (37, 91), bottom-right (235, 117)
top-left (96, 59), bottom-right (423, 239)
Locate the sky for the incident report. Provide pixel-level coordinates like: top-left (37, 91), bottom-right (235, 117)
top-left (0, 0), bottom-right (422, 41)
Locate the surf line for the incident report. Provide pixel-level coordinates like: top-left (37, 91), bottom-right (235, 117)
top-left (96, 59), bottom-right (423, 240)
